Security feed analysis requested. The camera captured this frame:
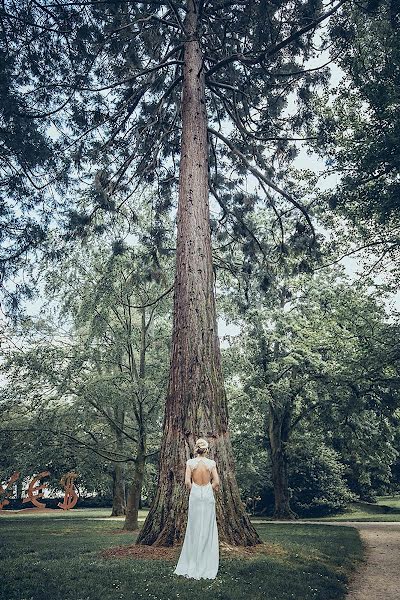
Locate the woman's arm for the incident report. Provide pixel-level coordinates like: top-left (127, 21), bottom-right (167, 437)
top-left (185, 463), bottom-right (192, 490)
top-left (211, 465), bottom-right (220, 491)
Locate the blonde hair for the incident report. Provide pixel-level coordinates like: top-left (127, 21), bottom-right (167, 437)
top-left (194, 438), bottom-right (209, 455)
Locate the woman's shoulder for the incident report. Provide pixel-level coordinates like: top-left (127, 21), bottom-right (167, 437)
top-left (186, 456), bottom-right (216, 468)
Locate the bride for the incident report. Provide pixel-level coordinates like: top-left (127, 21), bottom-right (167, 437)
top-left (173, 438), bottom-right (220, 579)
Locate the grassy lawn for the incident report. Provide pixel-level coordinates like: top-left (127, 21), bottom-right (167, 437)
top-left (248, 495), bottom-right (400, 523)
top-left (307, 496), bottom-right (400, 522)
top-left (0, 510), bottom-right (362, 600)
top-left (376, 495), bottom-right (400, 509)
top-left (0, 507), bottom-right (149, 520)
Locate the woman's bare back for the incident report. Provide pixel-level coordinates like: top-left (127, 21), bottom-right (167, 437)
top-left (192, 459), bottom-right (212, 485)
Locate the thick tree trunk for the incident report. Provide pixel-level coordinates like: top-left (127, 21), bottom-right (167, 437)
top-left (268, 403), bottom-right (297, 519)
top-left (136, 0), bottom-right (261, 547)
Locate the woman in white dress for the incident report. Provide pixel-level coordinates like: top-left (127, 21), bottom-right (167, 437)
top-left (173, 438), bottom-right (220, 580)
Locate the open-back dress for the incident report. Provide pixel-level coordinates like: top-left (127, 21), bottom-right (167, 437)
top-left (173, 456), bottom-right (219, 579)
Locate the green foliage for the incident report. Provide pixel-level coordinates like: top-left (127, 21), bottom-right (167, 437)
top-left (310, 0), bottom-right (400, 281)
top-left (231, 433), bottom-right (353, 518)
top-left (223, 266), bottom-right (400, 514)
top-left (288, 435), bottom-right (354, 516)
top-left (0, 51), bottom-right (59, 290)
top-left (1, 219), bottom-right (173, 497)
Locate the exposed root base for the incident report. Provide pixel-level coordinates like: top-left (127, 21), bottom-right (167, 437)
top-left (100, 541), bottom-right (286, 561)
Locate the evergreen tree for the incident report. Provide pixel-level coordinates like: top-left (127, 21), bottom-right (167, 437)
top-left (1, 0), bottom-right (358, 545)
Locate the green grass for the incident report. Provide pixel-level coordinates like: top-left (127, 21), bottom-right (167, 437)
top-left (307, 496), bottom-right (400, 522)
top-left (0, 510), bottom-right (362, 600)
top-left (376, 495), bottom-right (400, 509)
top-left (0, 507), bottom-right (149, 520)
top-left (249, 495), bottom-right (400, 523)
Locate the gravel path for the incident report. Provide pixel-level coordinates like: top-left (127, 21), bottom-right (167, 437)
top-left (264, 520), bottom-right (400, 600)
top-left (343, 522), bottom-right (400, 600)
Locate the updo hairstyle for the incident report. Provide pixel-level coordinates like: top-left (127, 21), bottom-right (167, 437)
top-left (194, 438), bottom-right (209, 456)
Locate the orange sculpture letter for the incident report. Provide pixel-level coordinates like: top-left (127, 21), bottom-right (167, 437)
top-left (0, 471), bottom-right (20, 509)
top-left (58, 471), bottom-right (79, 510)
top-left (23, 471), bottom-right (50, 509)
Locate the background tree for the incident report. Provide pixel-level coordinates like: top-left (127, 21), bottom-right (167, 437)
top-left (309, 0), bottom-right (400, 280)
top-left (1, 237), bottom-right (172, 529)
top-left (222, 268), bottom-right (400, 516)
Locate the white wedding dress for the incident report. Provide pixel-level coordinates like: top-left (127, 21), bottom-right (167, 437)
top-left (173, 457), bottom-right (219, 579)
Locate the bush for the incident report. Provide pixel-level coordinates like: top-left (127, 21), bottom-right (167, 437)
top-left (233, 433), bottom-right (354, 517)
top-left (288, 435), bottom-right (354, 516)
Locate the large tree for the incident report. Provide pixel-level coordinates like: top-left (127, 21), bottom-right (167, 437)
top-left (1, 0), bottom-right (355, 545)
top-left (223, 270), bottom-right (400, 516)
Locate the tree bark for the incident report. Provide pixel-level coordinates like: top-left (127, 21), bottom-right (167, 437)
top-left (136, 0), bottom-right (261, 547)
top-left (16, 477), bottom-right (23, 501)
top-left (111, 463), bottom-right (126, 516)
top-left (268, 402), bottom-right (297, 519)
top-left (111, 412), bottom-right (126, 516)
top-left (123, 446), bottom-right (146, 530)
top-left (122, 306), bottom-right (148, 530)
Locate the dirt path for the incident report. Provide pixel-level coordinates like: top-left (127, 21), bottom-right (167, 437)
top-left (342, 522), bottom-right (400, 600)
top-left (263, 520), bottom-right (400, 600)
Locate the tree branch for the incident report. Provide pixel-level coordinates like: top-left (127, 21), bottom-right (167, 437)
top-left (208, 127), bottom-right (316, 243)
top-left (205, 0), bottom-right (348, 77)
